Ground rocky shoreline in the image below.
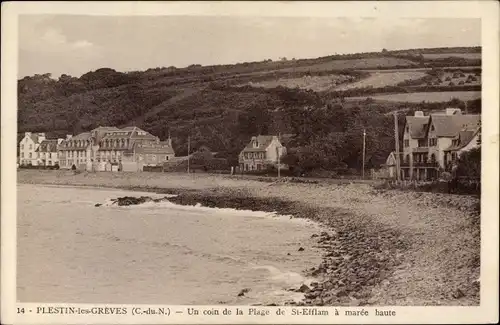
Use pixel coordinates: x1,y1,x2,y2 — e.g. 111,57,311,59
98,189,411,306
18,170,481,306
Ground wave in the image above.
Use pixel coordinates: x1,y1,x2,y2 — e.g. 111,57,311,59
251,265,310,287
101,198,322,230
104,199,281,218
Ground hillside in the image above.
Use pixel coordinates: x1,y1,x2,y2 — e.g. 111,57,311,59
17,46,481,174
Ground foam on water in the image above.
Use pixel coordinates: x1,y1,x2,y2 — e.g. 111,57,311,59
18,184,326,305
102,197,321,229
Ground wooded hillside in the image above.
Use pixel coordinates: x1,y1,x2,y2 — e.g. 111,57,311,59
18,47,481,174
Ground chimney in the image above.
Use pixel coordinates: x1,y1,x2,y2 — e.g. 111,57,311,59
414,111,424,117
66,134,73,140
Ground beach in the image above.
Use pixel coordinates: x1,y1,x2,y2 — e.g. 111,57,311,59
17,170,480,306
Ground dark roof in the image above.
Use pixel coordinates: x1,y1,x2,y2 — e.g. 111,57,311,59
135,141,175,155
36,140,58,152
24,133,45,144
102,127,156,141
241,135,280,152
444,127,480,151
30,134,41,143
59,132,93,150
405,116,430,139
428,114,481,138
71,132,92,140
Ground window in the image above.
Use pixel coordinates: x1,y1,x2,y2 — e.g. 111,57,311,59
29,153,32,158
165,155,169,161
418,139,426,147
429,138,437,147
29,144,32,150
21,144,24,150
404,139,410,147
21,153,24,158
431,125,435,132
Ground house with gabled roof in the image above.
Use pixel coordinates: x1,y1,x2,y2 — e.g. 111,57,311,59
425,109,480,172
400,108,481,180
238,135,287,172
36,139,64,166
57,126,175,171
443,126,481,170
401,111,432,179
19,132,46,166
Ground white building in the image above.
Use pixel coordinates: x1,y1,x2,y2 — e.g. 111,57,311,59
401,108,480,180
19,132,46,166
36,139,64,166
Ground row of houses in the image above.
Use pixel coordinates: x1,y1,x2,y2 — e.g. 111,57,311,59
384,108,481,180
22,108,475,179
19,126,176,172
18,126,288,172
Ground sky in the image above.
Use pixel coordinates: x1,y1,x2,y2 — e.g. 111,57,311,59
18,15,481,78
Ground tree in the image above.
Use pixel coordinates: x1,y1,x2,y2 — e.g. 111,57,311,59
456,147,481,178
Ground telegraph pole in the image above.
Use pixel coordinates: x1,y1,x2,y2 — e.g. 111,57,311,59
362,129,366,179
187,135,190,174
393,111,401,181
277,133,281,178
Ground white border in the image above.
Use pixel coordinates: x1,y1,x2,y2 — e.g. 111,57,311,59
2,1,499,324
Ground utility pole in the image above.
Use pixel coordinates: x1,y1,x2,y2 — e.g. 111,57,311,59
393,111,401,181
187,135,190,174
362,129,366,179
277,133,281,178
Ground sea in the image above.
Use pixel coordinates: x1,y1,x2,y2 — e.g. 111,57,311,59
17,184,325,305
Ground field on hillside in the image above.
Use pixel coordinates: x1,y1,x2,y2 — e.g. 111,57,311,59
432,71,481,87
335,71,427,90
242,74,355,92
422,53,482,60
278,57,418,73
348,91,481,103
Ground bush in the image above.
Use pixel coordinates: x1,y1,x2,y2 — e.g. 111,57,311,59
456,147,481,179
